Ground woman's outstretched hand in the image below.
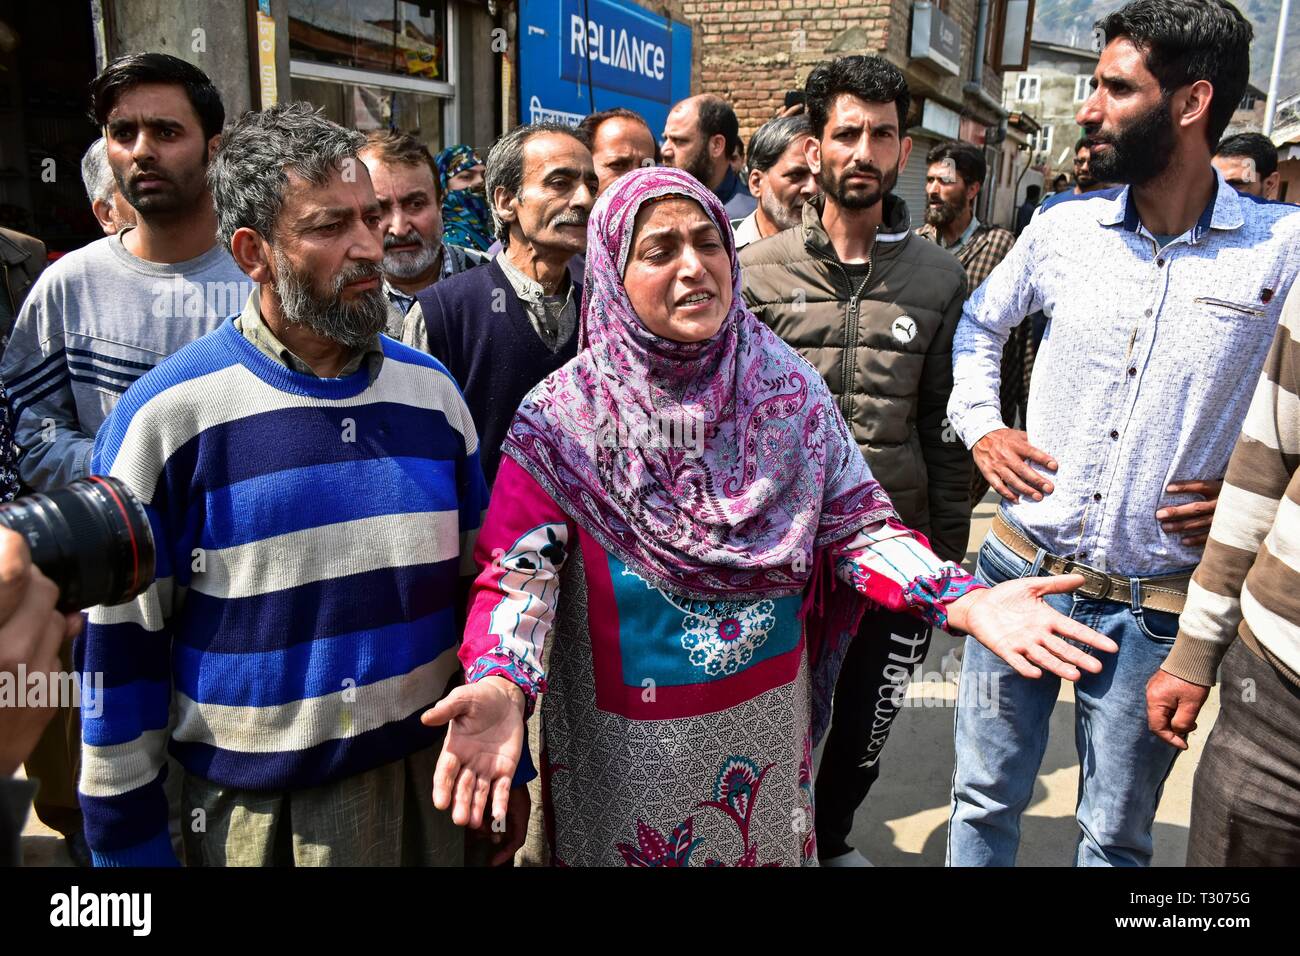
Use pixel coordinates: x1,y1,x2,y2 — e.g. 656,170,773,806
946,574,1119,681
421,676,526,829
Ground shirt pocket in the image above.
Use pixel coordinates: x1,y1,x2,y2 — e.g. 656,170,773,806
1183,294,1276,368
1192,296,1268,318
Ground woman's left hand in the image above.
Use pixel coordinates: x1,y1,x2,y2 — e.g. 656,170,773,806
946,574,1119,681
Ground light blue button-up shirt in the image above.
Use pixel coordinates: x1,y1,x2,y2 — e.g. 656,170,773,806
949,171,1300,576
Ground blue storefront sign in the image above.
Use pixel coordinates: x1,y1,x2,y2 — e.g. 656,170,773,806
519,0,692,136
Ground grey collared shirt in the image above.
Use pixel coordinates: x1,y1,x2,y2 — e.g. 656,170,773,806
383,281,419,321
494,251,577,352
235,289,384,382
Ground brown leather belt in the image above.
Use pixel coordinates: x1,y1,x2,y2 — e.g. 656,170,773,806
990,513,1189,615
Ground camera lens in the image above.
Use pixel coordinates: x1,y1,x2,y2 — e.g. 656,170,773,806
0,475,156,612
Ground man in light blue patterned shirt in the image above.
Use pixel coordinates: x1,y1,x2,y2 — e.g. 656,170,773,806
946,0,1300,867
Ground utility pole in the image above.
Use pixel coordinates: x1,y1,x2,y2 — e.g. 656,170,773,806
1264,0,1293,137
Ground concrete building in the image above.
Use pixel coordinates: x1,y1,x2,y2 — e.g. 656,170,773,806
1273,93,1300,204
1002,39,1098,185
1277,140,1300,204
1224,81,1268,136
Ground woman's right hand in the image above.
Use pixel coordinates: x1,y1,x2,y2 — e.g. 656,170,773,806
946,574,1119,681
421,676,526,829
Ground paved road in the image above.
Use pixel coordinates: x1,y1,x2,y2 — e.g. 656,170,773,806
845,493,1217,866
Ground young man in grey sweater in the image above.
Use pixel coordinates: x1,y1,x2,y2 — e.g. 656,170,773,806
2,53,250,492
0,53,250,865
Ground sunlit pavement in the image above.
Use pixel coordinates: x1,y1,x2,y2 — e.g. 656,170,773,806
17,765,74,866
845,493,1218,867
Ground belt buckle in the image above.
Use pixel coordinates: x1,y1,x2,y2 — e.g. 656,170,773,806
1061,560,1112,601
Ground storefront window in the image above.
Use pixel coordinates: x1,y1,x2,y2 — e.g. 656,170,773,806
288,1,453,147
290,75,444,142
290,0,448,81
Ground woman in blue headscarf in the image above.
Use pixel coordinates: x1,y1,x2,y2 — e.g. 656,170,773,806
434,144,493,252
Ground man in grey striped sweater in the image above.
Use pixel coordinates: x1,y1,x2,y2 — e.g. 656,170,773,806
1149,284,1300,866
2,54,250,493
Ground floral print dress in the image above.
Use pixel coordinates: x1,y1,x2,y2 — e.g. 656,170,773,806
459,457,982,867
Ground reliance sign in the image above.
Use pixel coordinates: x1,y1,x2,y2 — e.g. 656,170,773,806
570,15,666,81
560,0,672,100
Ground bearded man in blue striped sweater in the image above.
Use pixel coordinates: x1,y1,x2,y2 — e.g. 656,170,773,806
77,103,491,867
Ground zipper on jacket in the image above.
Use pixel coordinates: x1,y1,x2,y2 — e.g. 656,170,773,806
809,246,873,419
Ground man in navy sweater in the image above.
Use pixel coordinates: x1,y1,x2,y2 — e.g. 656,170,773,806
402,122,596,486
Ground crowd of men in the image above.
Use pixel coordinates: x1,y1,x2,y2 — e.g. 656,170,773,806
0,0,1298,869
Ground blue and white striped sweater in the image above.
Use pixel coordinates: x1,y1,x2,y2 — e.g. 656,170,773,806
79,319,488,867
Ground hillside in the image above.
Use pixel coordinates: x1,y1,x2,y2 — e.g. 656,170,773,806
1033,0,1299,100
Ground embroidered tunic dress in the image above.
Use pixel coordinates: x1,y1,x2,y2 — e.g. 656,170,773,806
459,457,980,867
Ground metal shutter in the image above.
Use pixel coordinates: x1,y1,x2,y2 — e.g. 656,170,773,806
895,136,935,228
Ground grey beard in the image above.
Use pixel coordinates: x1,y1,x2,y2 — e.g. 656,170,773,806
760,190,803,231
382,238,441,281
272,250,389,352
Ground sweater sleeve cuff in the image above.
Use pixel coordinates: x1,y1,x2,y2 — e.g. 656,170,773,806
512,738,537,788
91,828,181,867
1160,634,1229,687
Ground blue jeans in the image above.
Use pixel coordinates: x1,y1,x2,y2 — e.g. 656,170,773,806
946,522,1185,866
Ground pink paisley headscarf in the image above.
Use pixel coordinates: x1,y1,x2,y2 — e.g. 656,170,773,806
501,165,894,603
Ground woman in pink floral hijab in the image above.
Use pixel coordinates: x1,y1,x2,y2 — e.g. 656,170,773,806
423,166,1109,867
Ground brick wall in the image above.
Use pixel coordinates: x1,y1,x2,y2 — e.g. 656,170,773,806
662,0,1004,142
673,0,894,139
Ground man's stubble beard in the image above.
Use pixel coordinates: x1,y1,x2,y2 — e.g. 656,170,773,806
1075,161,1098,191
680,143,715,188
117,144,211,219
819,161,899,210
272,249,389,351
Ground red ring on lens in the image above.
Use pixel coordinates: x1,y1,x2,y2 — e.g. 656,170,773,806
88,475,140,596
